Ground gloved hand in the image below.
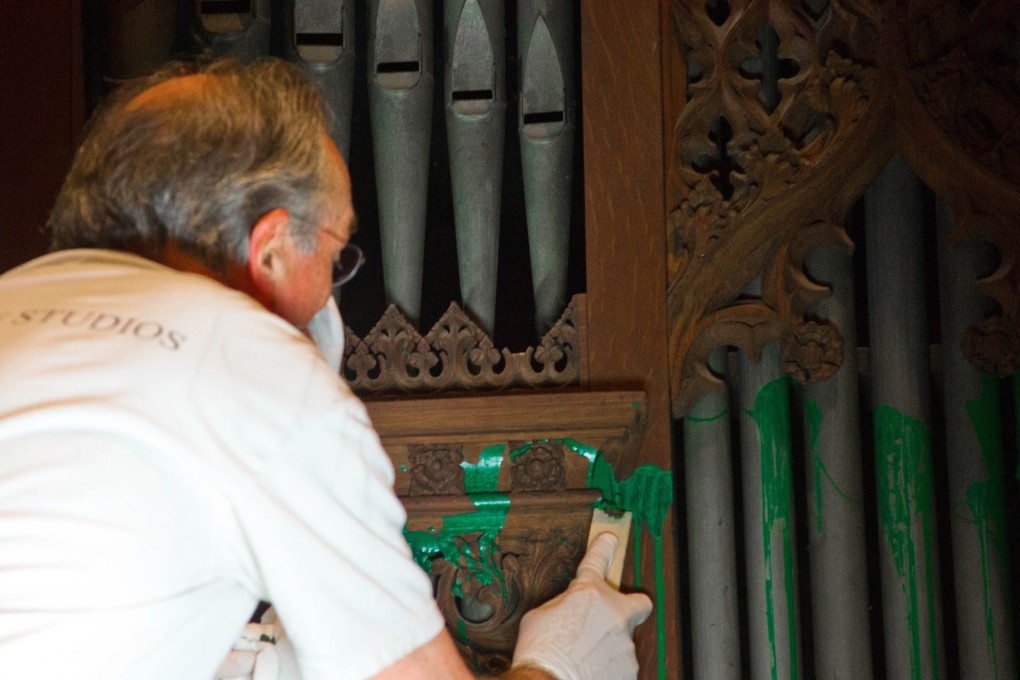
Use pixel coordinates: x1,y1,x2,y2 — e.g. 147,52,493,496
511,533,653,680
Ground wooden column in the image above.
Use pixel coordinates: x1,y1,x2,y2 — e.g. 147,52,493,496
580,2,679,678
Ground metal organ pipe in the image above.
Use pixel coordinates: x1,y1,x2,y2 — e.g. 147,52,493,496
518,0,575,336
803,244,873,680
737,274,803,680
936,198,1015,680
192,0,271,61
865,154,945,680
683,347,742,680
285,0,357,163
444,0,506,336
368,0,434,327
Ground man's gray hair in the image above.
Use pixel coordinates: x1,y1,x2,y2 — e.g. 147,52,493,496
48,58,334,275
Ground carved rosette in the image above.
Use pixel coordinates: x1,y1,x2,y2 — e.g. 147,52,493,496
342,295,585,395
667,0,885,415
963,315,1020,377
781,320,844,383
408,445,466,495
510,443,567,492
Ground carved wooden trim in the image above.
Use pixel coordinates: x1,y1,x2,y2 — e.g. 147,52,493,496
666,0,891,415
889,0,1020,376
372,390,645,671
366,390,646,495
342,294,587,395
403,492,600,674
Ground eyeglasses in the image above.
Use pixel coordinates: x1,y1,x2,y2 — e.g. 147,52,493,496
332,243,365,290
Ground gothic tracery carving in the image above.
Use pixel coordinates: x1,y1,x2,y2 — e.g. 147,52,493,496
668,0,886,414
891,0,1020,375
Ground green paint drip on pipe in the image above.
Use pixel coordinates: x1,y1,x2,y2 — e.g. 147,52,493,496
965,374,1006,679
746,377,799,680
685,407,729,423
461,444,505,493
874,404,939,680
805,399,848,535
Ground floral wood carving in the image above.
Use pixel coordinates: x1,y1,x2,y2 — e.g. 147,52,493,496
408,445,465,495
342,295,585,396
403,492,597,675
890,0,1020,375
434,527,585,674
962,314,1020,377
780,320,844,384
509,443,567,492
666,0,891,415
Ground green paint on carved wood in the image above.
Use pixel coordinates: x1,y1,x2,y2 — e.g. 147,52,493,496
965,374,1007,679
553,438,674,680
403,493,510,600
409,436,675,680
874,404,939,680
460,444,505,493
746,377,800,680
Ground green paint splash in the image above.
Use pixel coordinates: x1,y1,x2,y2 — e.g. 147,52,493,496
461,444,505,493
746,377,799,680
510,438,674,680
805,399,848,535
965,375,1007,679
404,488,510,600
874,405,939,680
408,438,674,680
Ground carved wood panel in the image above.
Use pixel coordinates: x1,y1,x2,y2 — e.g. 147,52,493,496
667,0,1020,415
366,390,646,673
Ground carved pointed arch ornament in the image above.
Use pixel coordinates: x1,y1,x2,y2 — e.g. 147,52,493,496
667,0,1020,415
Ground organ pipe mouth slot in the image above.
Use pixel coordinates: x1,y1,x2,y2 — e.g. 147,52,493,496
376,61,421,89
297,32,343,47
377,60,419,73
452,89,493,101
522,109,565,139
201,0,250,13
452,88,494,116
198,0,250,33
524,110,564,125
296,32,344,63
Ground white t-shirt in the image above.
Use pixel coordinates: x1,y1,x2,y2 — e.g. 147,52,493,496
0,250,444,679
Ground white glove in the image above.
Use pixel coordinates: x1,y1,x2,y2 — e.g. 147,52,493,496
511,533,653,680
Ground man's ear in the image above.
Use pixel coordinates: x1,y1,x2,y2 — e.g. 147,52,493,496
247,208,293,293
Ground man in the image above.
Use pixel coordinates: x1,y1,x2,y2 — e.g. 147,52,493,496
0,58,651,679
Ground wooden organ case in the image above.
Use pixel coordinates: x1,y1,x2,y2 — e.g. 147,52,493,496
9,0,1020,677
